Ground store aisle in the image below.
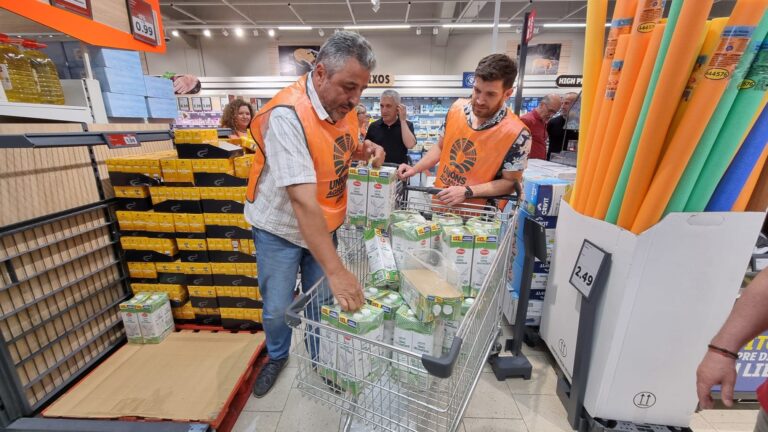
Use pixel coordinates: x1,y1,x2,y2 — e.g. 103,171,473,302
232,343,760,432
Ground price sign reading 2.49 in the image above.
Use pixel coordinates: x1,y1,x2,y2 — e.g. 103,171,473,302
569,239,609,299
128,0,159,46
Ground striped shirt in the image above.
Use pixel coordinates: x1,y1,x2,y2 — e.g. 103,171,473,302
243,74,330,248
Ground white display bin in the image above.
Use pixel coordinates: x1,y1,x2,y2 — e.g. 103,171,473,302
540,202,764,427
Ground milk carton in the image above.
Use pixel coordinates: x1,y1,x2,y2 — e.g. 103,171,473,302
432,213,464,253
335,305,385,395
392,305,442,387
390,209,426,225
400,268,463,322
136,292,174,344
469,228,499,297
364,228,399,287
391,221,433,267
466,217,501,235
367,166,398,229
318,305,340,382
368,290,404,346
441,226,475,297
442,298,474,355
346,166,369,226
119,293,148,344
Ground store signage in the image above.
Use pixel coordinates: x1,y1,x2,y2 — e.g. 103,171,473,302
202,97,212,112
556,75,583,88
368,73,394,87
526,8,537,43
127,0,159,46
50,0,93,18
104,133,140,149
462,72,476,88
178,97,190,111
733,331,768,393
191,97,202,111
569,239,608,299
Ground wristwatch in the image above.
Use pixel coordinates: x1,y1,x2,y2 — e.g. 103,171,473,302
464,186,474,198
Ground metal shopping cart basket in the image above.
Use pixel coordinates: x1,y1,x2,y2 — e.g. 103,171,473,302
286,182,519,432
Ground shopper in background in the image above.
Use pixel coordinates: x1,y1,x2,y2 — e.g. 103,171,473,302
397,54,531,206
546,92,579,160
365,89,417,165
220,99,254,139
356,103,370,139
244,31,385,398
520,94,562,160
696,267,768,432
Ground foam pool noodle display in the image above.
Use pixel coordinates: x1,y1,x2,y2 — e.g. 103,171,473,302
706,103,768,211
632,5,768,232
733,141,768,211
686,34,768,211
612,0,713,229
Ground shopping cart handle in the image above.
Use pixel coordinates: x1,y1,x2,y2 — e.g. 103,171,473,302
285,293,310,327
422,336,462,378
405,185,518,203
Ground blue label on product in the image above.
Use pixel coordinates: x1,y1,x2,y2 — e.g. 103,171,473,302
722,26,754,38
611,18,633,28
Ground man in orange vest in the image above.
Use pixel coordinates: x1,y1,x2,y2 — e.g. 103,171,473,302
245,32,384,398
397,54,531,206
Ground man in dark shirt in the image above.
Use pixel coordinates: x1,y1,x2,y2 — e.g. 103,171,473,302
546,92,579,160
520,94,562,160
365,89,417,165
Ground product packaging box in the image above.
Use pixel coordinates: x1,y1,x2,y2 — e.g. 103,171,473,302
441,226,475,297
390,210,427,226
367,289,404,346
102,92,148,118
392,304,442,388
391,221,438,268
442,297,474,355
92,67,146,95
155,261,185,285
90,47,142,72
216,286,262,309
192,307,221,326
333,304,385,395
144,75,175,99
469,228,499,298
221,307,263,331
364,228,399,288
146,97,179,119
319,306,340,382
137,293,174,343
176,141,243,160
366,166,398,229
523,177,572,217
346,166,369,226
399,268,462,322
465,217,501,235
119,294,148,344
234,155,254,179
188,285,219,309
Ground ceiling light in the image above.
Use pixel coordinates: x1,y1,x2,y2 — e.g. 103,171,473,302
542,23,611,28
319,28,325,36
222,29,229,37
433,27,438,35
442,23,512,28
416,27,421,35
277,26,312,30
343,24,411,30
252,29,259,36
234,27,244,37
267,28,275,37
203,29,212,37
171,29,180,37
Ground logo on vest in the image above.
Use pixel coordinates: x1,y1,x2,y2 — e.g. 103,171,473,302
327,133,353,199
439,138,477,186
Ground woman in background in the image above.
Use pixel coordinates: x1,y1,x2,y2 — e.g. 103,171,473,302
356,104,370,140
221,99,255,140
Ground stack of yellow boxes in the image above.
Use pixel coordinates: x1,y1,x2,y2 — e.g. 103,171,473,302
109,129,260,330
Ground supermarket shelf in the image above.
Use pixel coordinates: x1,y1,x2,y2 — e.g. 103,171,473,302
0,128,233,149
0,101,92,123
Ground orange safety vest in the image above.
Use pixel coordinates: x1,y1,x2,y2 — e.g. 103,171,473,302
434,99,527,208
246,74,360,232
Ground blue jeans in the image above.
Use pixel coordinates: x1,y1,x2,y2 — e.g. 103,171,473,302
254,228,334,361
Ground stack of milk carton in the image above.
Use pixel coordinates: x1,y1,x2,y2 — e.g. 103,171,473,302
510,160,575,326
119,292,174,344
345,165,399,229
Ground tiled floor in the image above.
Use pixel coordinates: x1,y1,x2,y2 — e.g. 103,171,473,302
232,343,760,432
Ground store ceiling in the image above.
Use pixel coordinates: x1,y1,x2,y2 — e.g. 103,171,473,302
159,0,738,34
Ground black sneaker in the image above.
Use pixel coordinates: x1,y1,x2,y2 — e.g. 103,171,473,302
252,357,289,398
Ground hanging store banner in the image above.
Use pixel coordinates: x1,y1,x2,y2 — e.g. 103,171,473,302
734,331,768,394
50,0,93,18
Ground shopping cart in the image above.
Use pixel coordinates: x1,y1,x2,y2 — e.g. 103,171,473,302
286,183,518,432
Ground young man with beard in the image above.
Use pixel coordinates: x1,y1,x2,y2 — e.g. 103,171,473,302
397,54,531,206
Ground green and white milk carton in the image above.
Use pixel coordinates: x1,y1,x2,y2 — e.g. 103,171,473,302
366,166,398,229
119,293,149,344
364,227,399,287
392,304,443,387
137,292,174,344
466,217,501,235
469,227,499,298
431,213,464,253
400,268,463,323
336,304,385,395
441,226,475,297
319,305,341,382
346,165,369,226
391,220,439,268
368,290,404,346
442,298,474,355
390,209,426,225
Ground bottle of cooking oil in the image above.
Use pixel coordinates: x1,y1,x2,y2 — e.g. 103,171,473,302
0,34,41,103
21,39,65,105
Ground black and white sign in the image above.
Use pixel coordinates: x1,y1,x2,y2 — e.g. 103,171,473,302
556,75,583,88
201,97,212,112
191,97,202,112
177,97,190,111
104,133,140,149
127,0,159,46
569,239,608,298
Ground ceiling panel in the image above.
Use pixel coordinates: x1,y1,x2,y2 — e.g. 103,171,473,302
291,2,357,22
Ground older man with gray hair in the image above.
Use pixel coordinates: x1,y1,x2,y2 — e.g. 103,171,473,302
365,89,417,164
520,93,562,160
245,31,385,398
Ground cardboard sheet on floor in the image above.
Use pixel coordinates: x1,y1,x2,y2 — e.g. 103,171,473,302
43,331,265,421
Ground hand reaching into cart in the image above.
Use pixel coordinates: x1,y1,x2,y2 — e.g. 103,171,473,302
397,163,419,180
327,268,365,311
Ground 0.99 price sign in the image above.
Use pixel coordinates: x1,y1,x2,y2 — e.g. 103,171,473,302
569,239,608,299
127,0,158,46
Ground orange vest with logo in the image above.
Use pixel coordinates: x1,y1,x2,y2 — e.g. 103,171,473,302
434,99,526,207
246,74,359,232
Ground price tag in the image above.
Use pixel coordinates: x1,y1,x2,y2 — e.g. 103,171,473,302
201,97,212,112
104,133,140,149
127,0,158,46
191,97,203,112
50,0,93,18
569,239,608,299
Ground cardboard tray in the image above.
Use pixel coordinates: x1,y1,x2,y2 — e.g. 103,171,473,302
43,330,266,432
